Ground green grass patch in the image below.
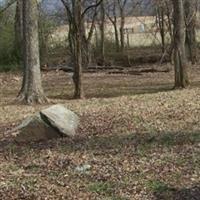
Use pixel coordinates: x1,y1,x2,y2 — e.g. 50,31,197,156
146,180,169,193
88,181,115,195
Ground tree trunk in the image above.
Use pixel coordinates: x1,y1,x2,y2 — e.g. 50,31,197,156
14,0,23,62
172,0,189,88
107,14,120,52
156,5,165,53
165,2,173,42
73,0,84,99
165,1,174,63
184,0,197,64
99,0,105,65
82,39,91,68
114,22,120,52
80,18,90,69
120,9,125,53
73,31,84,99
18,0,47,104
81,7,98,69
126,32,130,48
107,0,120,52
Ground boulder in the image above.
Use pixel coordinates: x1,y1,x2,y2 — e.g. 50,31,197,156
15,114,60,143
40,104,79,137
15,105,79,142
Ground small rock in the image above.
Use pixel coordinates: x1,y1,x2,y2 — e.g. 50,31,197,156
75,164,91,173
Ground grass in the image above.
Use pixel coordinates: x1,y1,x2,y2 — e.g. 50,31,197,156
88,181,115,195
0,63,200,199
146,180,169,193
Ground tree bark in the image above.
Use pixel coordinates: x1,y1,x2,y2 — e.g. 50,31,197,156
72,0,84,99
81,7,98,69
99,0,105,65
172,0,189,88
106,0,120,52
117,0,127,53
18,0,47,104
184,0,197,64
165,1,174,63
117,0,130,66
114,23,120,52
119,6,125,53
14,0,23,62
156,4,165,53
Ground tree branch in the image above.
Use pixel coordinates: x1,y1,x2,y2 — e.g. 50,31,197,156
60,0,73,22
0,0,16,15
81,0,103,18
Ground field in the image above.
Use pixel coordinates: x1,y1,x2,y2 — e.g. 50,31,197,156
0,63,200,199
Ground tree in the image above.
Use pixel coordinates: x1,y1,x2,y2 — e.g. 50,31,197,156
155,0,166,54
172,0,189,88
81,2,98,69
38,4,56,66
117,0,131,67
106,0,120,52
71,0,84,98
18,0,47,104
117,0,128,53
99,0,105,65
15,0,23,62
61,0,102,99
164,0,174,62
184,0,197,64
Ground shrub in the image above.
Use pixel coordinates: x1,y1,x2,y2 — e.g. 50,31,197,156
0,11,21,71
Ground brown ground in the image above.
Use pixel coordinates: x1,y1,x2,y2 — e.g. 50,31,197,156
0,63,199,200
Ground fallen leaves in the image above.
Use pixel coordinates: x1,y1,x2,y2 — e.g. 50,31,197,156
0,66,200,199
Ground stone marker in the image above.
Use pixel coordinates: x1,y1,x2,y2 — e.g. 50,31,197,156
15,104,79,142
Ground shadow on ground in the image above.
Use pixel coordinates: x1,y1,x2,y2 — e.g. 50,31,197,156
154,185,200,200
0,130,199,155
0,129,199,199
48,80,200,100
48,83,173,100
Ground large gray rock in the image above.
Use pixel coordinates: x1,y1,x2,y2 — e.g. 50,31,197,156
15,105,79,142
40,104,79,137
15,114,61,142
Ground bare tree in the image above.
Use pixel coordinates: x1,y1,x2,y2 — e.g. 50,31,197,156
165,0,173,42
99,0,105,65
164,0,174,62
155,0,166,53
117,0,128,53
61,0,102,99
184,0,197,64
81,2,98,69
15,0,23,62
172,0,189,88
105,0,120,52
18,0,47,104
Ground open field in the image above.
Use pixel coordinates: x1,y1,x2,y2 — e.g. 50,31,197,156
0,63,200,199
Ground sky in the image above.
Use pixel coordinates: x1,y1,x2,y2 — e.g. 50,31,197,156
0,0,4,5
0,0,154,16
